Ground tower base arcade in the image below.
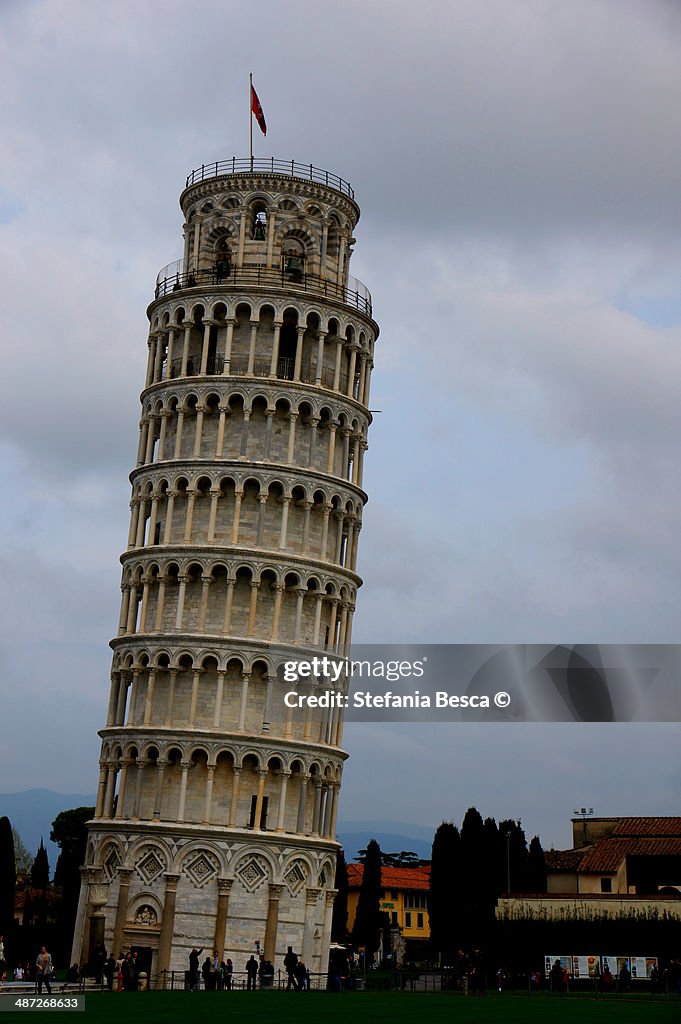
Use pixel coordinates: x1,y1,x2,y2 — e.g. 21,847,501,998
72,826,338,978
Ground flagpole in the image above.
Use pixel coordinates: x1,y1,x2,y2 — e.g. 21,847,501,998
249,72,253,170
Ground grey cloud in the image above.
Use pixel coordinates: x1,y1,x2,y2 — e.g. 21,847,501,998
1,0,679,834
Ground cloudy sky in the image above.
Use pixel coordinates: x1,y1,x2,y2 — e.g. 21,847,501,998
1,0,681,850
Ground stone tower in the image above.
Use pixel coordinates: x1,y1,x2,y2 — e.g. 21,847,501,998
71,158,377,982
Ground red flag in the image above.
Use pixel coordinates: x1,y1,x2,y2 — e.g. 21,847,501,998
251,84,267,136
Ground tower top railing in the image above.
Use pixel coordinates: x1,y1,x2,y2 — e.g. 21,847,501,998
153,258,372,317
184,158,355,200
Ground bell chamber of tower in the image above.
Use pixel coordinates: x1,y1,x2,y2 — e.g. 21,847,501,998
71,158,379,981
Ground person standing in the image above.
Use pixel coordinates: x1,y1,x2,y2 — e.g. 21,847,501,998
0,936,6,980
201,955,213,991
295,959,309,991
212,951,223,990
224,958,233,990
103,954,116,991
93,942,107,985
35,946,53,995
284,946,299,991
245,955,258,990
188,947,203,991
121,952,135,991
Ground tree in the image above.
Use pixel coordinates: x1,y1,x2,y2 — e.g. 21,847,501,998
459,807,492,944
428,821,461,963
351,838,383,958
498,818,529,894
0,816,16,935
51,807,94,959
11,830,33,875
25,839,51,930
526,836,547,893
381,850,428,868
31,840,50,890
331,848,349,942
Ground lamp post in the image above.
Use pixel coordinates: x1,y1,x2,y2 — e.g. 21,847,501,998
505,830,511,895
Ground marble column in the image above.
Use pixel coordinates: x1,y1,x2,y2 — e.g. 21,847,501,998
157,874,181,977
263,884,283,963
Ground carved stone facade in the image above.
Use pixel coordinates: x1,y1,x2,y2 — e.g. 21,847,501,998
71,159,378,980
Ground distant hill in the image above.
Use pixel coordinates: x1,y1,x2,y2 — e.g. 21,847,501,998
336,820,434,863
0,789,95,869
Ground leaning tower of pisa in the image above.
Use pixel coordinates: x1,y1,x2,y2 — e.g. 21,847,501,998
71,158,377,981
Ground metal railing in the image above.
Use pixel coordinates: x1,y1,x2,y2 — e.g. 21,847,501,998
153,263,372,317
152,968,330,991
184,158,354,199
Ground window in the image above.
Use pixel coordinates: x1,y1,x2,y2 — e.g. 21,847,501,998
406,892,427,909
600,877,612,893
249,795,269,829
391,912,398,926
405,912,412,928
391,890,398,900
253,207,267,240
417,913,424,929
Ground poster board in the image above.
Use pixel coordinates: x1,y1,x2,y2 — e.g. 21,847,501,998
545,955,571,977
572,955,600,978
631,957,657,979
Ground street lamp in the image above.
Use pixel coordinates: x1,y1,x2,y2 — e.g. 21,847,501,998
504,830,512,895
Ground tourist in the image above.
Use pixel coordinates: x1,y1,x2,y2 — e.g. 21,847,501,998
224,958,233,990
92,941,107,985
550,958,564,994
246,955,258,990
35,946,53,995
284,945,299,990
188,947,203,991
295,958,309,991
103,954,116,991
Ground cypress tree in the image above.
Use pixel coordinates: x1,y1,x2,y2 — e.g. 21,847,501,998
428,822,460,963
498,818,529,893
460,807,490,945
0,816,16,935
351,838,383,958
526,835,547,893
31,840,50,890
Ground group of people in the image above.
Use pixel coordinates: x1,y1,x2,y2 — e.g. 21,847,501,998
283,946,310,991
188,948,235,991
187,946,310,991
0,944,55,994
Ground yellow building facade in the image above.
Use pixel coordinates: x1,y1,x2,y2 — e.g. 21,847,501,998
347,864,430,942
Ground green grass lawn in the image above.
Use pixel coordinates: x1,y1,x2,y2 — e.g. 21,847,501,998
2,989,679,1023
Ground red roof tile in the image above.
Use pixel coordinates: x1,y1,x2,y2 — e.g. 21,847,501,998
545,849,586,871
611,817,681,837
579,837,681,873
348,864,430,891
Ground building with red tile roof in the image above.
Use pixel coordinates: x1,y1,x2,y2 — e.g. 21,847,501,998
347,863,431,953
498,816,681,922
